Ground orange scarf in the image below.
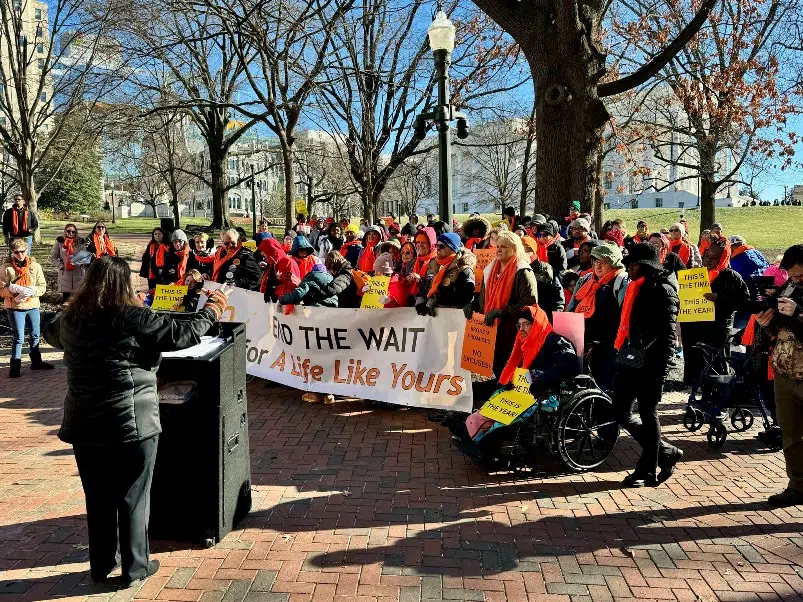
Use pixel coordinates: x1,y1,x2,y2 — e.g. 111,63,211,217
579,267,593,277
148,242,168,279
64,236,77,271
12,209,28,235
707,241,731,284
411,250,436,295
172,249,189,284
212,244,242,282
340,239,360,257
11,257,32,286
464,237,482,250
731,244,753,258
484,258,518,313
573,235,589,249
670,240,691,266
614,277,644,350
499,305,553,385
632,233,644,244
573,269,623,317
358,240,378,273
535,240,549,262
427,255,456,298
92,233,115,258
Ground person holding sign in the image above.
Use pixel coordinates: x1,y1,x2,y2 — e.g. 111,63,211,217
415,233,476,316
680,238,750,386
470,231,538,384
613,244,682,488
370,253,408,308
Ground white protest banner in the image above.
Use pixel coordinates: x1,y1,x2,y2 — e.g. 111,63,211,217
205,284,473,411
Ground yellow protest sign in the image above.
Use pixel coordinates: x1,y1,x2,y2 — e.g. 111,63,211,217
242,240,257,251
460,313,497,377
360,275,391,309
677,268,715,323
295,199,307,215
479,368,536,424
152,284,188,311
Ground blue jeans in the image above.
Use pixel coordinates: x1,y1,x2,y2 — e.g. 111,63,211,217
7,308,40,359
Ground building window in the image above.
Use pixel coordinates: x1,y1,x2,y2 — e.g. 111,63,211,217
40,91,47,102
462,202,469,213
678,201,684,209
604,202,611,210
37,43,44,54
37,58,45,69
35,8,42,19
36,26,43,38
605,171,614,190
632,198,638,209
655,197,663,208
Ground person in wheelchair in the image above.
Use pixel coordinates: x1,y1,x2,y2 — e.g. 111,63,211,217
448,305,579,458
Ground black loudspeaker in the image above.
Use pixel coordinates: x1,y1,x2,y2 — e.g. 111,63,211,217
160,218,175,237
150,321,252,547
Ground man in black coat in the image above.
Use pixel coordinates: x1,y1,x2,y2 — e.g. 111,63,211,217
3,194,39,253
613,243,683,488
211,229,262,290
415,233,476,315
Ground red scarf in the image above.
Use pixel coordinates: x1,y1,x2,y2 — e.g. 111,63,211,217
340,239,360,257
148,241,168,279
358,240,378,273
670,240,691,266
484,258,518,313
604,229,624,248
499,305,553,385
63,236,77,271
579,267,593,277
10,257,32,286
212,244,242,282
12,209,28,236
427,255,456,298
172,249,189,284
573,235,589,249
731,244,753,258
632,233,645,244
614,277,645,350
573,269,623,317
707,241,731,284
92,233,115,258
410,249,436,295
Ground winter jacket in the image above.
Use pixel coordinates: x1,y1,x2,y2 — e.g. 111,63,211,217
416,249,477,310
474,260,539,319
43,305,218,445
51,237,87,293
662,252,686,275
529,260,564,321
519,331,580,391
323,263,361,308
545,242,567,276
567,271,627,349
279,269,338,307
343,242,363,267
461,216,491,249
259,238,300,303
318,234,345,257
187,248,216,279
2,206,38,240
624,269,680,378
1,256,46,310
730,247,770,283
140,240,167,279
212,246,262,290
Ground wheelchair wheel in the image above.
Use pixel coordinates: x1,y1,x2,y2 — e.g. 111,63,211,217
707,421,727,448
683,407,705,432
730,408,754,432
556,389,619,471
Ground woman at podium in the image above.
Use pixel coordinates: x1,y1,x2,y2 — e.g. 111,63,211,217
43,256,231,588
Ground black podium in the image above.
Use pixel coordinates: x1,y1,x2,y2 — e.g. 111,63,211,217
150,321,252,546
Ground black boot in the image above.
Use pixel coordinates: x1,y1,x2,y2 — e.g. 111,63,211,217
30,349,54,370
9,359,21,378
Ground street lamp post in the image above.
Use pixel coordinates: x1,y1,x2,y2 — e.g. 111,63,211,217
414,8,468,228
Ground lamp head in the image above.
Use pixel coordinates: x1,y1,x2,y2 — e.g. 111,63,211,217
428,10,455,53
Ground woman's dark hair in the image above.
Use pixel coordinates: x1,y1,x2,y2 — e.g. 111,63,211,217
62,256,138,325
93,221,106,233
151,227,165,241
562,271,580,287
324,250,347,272
781,244,803,270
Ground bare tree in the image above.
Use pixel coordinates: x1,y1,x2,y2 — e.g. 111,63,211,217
385,155,434,217
0,0,124,241
295,136,359,218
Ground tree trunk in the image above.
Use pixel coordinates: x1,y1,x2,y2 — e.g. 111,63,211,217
592,152,604,234
171,189,181,230
520,106,535,217
19,177,41,244
209,147,231,229
698,145,717,231
282,149,295,233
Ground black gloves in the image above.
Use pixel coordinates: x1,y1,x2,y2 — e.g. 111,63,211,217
415,301,429,316
484,309,503,326
463,304,474,320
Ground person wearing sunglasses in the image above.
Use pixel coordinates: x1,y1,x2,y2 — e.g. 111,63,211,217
87,222,116,260
415,233,475,316
3,193,38,254
1,238,52,377
140,228,168,289
534,222,567,276
667,223,694,269
51,224,86,303
210,228,261,290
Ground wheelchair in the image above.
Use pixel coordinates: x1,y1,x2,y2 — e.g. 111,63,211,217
683,337,781,449
448,374,619,474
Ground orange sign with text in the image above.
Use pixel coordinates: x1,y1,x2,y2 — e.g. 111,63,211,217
460,312,497,377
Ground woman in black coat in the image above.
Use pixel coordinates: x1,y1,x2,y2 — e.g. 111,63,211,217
323,251,361,308
44,257,230,587
613,244,683,488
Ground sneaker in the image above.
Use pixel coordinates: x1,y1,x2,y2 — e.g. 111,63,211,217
322,394,335,404
622,472,657,488
301,393,323,403
768,488,803,508
657,448,683,485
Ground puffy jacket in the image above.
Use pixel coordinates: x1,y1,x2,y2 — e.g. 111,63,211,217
730,246,770,283
1,256,46,310
43,306,218,445
462,216,491,249
416,248,477,310
546,241,567,276
520,331,579,390
625,269,680,377
323,263,360,308
279,269,338,307
212,246,262,290
529,260,564,321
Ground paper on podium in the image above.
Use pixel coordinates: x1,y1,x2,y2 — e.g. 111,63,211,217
161,336,226,359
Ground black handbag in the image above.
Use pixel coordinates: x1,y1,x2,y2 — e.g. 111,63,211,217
616,342,648,369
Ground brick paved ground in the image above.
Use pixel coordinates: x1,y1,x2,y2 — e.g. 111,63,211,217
1,349,802,602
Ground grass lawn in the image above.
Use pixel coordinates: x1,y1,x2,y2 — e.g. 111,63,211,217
38,216,213,236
